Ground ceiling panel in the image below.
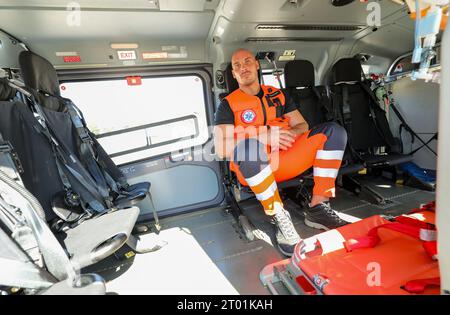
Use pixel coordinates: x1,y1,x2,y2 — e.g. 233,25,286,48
351,23,415,58
0,0,221,11
222,0,404,24
0,9,214,41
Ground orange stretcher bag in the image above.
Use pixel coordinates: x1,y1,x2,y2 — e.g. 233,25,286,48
292,201,440,295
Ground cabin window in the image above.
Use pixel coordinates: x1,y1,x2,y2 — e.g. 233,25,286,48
60,75,209,165
261,71,285,89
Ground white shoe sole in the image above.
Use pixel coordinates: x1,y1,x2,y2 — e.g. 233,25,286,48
304,218,331,231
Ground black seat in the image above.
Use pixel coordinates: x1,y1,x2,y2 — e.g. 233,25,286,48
0,78,139,268
284,59,328,128
329,58,413,168
284,60,365,176
16,51,151,216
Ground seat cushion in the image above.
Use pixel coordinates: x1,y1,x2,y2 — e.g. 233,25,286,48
58,206,140,268
293,215,440,295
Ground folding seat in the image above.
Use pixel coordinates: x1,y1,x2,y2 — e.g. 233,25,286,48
0,78,140,269
261,201,440,295
0,165,106,294
329,58,413,168
284,60,329,129
12,51,158,226
283,60,365,176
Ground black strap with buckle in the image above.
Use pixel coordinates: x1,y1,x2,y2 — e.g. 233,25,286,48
0,139,24,174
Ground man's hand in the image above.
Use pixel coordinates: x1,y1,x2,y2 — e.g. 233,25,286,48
269,128,296,151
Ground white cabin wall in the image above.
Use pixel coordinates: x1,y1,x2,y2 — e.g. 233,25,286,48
388,79,439,170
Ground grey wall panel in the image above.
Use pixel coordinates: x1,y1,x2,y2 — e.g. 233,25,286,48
126,164,221,215
389,79,439,170
0,32,26,68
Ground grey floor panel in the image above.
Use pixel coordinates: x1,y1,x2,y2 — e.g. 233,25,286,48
188,220,266,262
214,243,282,295
384,190,435,216
329,189,368,212
98,206,283,294
161,207,233,231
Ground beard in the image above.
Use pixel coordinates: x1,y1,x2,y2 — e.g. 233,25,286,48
239,74,258,86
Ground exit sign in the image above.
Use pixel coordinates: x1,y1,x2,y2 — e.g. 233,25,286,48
117,50,137,60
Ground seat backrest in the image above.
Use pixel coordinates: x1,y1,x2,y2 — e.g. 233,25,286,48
0,79,24,186
0,78,110,220
225,63,239,94
329,58,396,151
0,81,67,221
18,51,64,111
284,60,329,128
18,51,132,205
19,51,127,184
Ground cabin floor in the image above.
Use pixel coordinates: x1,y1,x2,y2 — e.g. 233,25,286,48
82,175,435,295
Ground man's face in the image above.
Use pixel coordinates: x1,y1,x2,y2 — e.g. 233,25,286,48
231,50,260,87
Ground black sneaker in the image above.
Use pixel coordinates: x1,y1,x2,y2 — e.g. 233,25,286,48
304,202,350,230
272,209,302,257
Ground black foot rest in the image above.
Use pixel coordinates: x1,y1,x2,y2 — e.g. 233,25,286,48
339,163,365,175
363,153,413,167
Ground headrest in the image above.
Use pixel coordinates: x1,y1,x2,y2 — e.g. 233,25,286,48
284,60,315,88
19,51,60,96
224,63,239,93
0,78,17,101
330,58,363,84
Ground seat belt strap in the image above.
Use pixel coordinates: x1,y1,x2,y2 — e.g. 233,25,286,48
32,103,109,212
390,101,437,156
341,85,353,135
311,87,334,121
0,133,24,184
358,82,397,147
65,101,113,195
61,98,121,197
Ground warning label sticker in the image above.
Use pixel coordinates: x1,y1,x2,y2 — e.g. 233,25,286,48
142,52,169,60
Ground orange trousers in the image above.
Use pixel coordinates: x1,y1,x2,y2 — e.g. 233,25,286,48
231,122,347,215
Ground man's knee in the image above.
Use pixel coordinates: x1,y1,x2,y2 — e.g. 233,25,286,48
233,138,268,164
233,138,270,178
327,122,347,144
309,122,347,150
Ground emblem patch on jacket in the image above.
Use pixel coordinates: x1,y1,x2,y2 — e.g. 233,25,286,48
241,109,257,123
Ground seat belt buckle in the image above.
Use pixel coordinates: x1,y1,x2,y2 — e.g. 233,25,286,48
80,133,93,144
0,141,13,153
0,141,24,174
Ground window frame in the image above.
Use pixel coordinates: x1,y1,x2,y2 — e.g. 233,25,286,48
261,70,285,89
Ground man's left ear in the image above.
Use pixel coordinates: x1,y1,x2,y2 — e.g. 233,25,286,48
256,60,260,70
